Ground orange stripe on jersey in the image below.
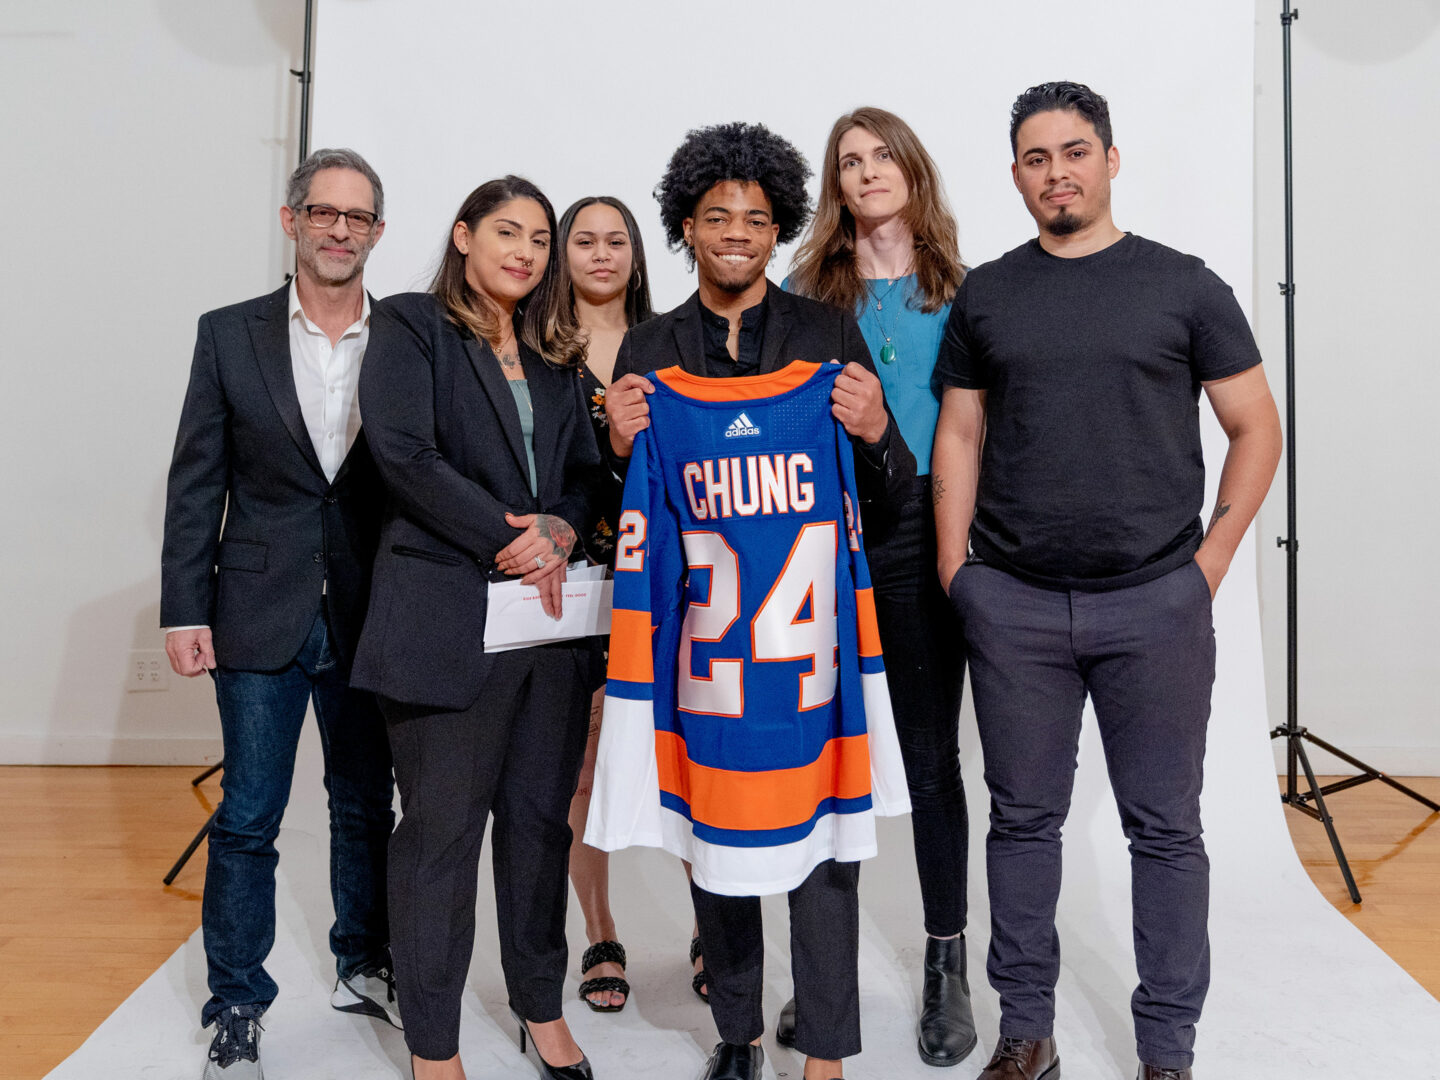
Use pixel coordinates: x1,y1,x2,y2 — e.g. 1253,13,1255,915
656,360,822,402
855,587,882,658
655,729,872,831
607,608,655,683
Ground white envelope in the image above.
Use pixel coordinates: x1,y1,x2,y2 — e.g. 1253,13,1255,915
482,561,613,652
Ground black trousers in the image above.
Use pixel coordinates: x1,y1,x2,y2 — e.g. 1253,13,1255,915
869,485,969,937
381,645,592,1061
952,560,1215,1071
691,859,861,1061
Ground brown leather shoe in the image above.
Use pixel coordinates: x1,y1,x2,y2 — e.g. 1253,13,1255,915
978,1036,1059,1079
1138,1066,1191,1080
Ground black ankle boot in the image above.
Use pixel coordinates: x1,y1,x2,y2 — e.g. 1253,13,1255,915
917,934,977,1067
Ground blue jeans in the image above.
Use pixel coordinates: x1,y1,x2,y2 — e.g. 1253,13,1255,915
201,609,394,1026
951,560,1215,1071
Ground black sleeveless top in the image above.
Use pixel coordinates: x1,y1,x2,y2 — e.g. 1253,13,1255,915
578,364,622,564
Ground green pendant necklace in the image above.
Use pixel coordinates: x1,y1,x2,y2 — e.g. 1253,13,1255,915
866,277,907,365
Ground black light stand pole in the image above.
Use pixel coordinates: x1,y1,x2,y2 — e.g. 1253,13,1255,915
1269,0,1439,905
164,2,319,886
163,764,220,887
291,0,315,167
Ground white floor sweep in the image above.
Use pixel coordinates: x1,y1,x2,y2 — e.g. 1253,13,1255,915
45,636,1440,1080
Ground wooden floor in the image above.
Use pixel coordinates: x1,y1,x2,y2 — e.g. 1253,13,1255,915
0,768,1436,1080
0,767,212,1080
1278,773,1440,997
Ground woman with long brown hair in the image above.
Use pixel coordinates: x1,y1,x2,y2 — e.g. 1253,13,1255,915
787,107,976,1068
353,175,608,1080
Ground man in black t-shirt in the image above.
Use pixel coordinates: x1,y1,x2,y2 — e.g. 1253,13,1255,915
932,83,1281,1080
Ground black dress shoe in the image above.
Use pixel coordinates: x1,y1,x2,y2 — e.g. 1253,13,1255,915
978,1036,1059,1080
774,997,797,1048
917,935,978,1066
700,1042,764,1080
1138,1066,1191,1079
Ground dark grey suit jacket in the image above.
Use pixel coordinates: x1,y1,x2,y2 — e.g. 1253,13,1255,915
612,280,917,527
161,284,384,670
350,292,608,711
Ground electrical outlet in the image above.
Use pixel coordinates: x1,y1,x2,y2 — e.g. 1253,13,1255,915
128,649,170,692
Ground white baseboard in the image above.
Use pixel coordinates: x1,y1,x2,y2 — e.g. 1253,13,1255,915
8,735,1434,775
1270,741,1440,778
0,734,222,766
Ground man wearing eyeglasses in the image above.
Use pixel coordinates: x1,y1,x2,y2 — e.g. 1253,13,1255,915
162,148,398,1079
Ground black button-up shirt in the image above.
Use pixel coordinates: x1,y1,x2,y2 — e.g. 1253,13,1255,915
699,297,767,377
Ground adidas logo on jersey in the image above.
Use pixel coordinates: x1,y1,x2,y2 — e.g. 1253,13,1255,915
724,412,761,439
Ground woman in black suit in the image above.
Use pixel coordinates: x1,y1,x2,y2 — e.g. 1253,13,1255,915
353,175,607,1080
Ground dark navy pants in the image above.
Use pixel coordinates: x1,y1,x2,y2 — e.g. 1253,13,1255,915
950,559,1215,1071
203,609,394,1026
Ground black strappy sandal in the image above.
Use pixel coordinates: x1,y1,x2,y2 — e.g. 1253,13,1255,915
578,940,629,1013
689,935,709,1004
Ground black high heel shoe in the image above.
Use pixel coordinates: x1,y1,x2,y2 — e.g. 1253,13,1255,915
508,1007,595,1080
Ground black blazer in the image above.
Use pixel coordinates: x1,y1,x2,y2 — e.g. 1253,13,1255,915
350,292,608,711
612,281,917,527
161,284,384,671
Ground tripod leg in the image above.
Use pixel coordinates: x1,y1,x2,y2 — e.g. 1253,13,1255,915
1293,739,1362,904
1299,733,1440,813
163,808,217,886
191,759,223,787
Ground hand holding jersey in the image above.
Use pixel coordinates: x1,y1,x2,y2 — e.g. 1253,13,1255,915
605,372,655,455
827,361,890,446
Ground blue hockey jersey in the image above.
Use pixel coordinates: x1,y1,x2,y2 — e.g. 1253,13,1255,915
584,360,909,896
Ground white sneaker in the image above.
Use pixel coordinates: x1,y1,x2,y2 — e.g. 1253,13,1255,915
202,1005,264,1079
331,962,402,1030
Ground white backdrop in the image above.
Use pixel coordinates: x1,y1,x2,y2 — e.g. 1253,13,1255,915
311,0,1267,758
42,3,1440,1078
312,0,1258,314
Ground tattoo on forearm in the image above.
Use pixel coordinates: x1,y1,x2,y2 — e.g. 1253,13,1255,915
931,476,946,505
537,515,577,556
1206,499,1232,537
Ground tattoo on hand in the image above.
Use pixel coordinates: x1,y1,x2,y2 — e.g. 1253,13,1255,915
537,515,577,557
932,476,946,505
1206,499,1232,537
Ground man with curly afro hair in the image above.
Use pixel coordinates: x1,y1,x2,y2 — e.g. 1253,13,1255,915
653,121,814,269
601,121,917,1080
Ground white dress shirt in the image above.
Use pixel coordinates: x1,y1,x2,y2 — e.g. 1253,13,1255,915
288,279,370,483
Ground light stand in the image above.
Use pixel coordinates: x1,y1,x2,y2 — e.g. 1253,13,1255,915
290,0,314,166
1269,0,1439,905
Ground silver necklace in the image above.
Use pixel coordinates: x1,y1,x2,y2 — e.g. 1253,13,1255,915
864,276,907,365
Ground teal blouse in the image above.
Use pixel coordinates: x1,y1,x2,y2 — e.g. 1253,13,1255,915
783,274,949,474
507,379,538,496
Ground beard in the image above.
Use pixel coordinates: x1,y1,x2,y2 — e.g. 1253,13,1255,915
715,270,761,294
297,233,372,286
1042,186,1110,238
708,256,767,294
1044,208,1088,236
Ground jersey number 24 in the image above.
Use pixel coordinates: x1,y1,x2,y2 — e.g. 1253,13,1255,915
616,510,838,717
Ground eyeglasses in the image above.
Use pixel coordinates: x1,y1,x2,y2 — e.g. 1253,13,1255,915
302,204,378,234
